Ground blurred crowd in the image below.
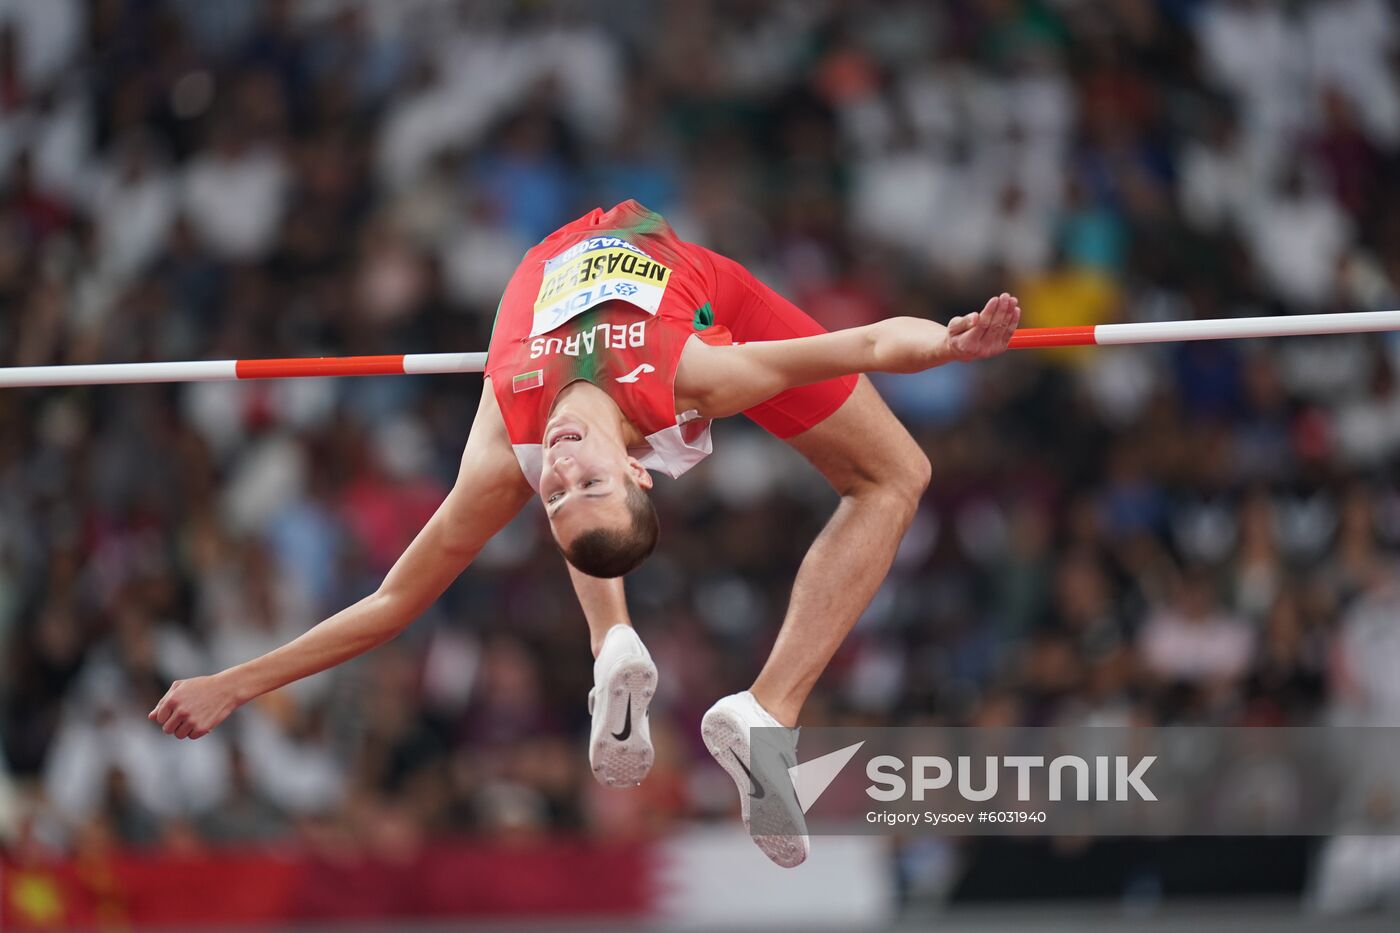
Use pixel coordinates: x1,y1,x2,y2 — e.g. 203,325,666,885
2,0,1400,891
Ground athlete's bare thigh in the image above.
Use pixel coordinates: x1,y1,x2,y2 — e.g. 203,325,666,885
782,376,926,494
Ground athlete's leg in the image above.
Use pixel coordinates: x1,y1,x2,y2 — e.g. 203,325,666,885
567,564,658,786
692,245,929,725
748,376,930,726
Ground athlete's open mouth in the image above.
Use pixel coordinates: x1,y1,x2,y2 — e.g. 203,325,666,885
547,423,585,448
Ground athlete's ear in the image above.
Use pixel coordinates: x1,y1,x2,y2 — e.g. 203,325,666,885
625,457,654,490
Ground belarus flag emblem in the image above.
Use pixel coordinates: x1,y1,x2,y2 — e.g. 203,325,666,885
512,369,544,393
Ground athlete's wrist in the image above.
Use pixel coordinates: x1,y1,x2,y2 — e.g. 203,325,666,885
217,665,259,707
872,317,951,373
868,319,907,372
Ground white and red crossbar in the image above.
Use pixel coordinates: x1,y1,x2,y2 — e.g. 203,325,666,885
1,311,1398,389
1005,309,1400,349
0,352,487,388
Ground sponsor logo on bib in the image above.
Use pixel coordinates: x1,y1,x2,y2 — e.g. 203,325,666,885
532,236,670,337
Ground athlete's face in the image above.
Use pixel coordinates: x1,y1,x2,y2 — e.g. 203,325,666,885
540,413,654,548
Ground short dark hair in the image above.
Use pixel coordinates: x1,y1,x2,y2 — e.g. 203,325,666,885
560,481,659,578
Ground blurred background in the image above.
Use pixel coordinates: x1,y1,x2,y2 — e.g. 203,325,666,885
2,0,1400,929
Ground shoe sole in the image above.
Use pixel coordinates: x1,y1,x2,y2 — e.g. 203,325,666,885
590,658,656,787
700,704,809,869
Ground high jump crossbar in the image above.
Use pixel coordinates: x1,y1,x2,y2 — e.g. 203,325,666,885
1,310,1398,389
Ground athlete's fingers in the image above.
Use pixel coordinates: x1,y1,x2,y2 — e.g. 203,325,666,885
975,295,1005,340
989,293,1014,327
966,300,991,347
174,720,195,740
1005,299,1022,336
992,295,1017,335
949,311,978,336
963,294,1017,357
952,295,1025,358
980,298,1002,337
988,295,1017,342
153,697,174,726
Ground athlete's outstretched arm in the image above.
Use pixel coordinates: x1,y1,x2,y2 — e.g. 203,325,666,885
679,293,1020,420
150,385,533,739
567,564,633,656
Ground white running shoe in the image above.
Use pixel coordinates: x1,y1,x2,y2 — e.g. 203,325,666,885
701,691,810,868
588,625,657,787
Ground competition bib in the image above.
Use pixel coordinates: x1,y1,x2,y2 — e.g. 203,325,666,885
531,236,671,337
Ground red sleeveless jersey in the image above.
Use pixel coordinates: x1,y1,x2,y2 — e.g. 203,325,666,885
485,201,730,490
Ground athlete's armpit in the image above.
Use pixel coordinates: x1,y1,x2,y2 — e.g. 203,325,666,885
418,381,535,564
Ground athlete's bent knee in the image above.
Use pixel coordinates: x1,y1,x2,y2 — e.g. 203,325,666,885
848,447,929,520
903,449,932,500
887,449,931,517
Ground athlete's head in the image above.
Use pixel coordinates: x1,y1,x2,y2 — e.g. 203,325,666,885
540,415,659,578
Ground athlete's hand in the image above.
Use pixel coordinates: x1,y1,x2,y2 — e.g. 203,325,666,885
873,293,1021,373
944,292,1021,362
149,671,244,740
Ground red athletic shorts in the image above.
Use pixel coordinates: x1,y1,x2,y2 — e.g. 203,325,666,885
696,246,858,439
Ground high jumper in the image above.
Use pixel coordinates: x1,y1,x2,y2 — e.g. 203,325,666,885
7,201,1400,867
